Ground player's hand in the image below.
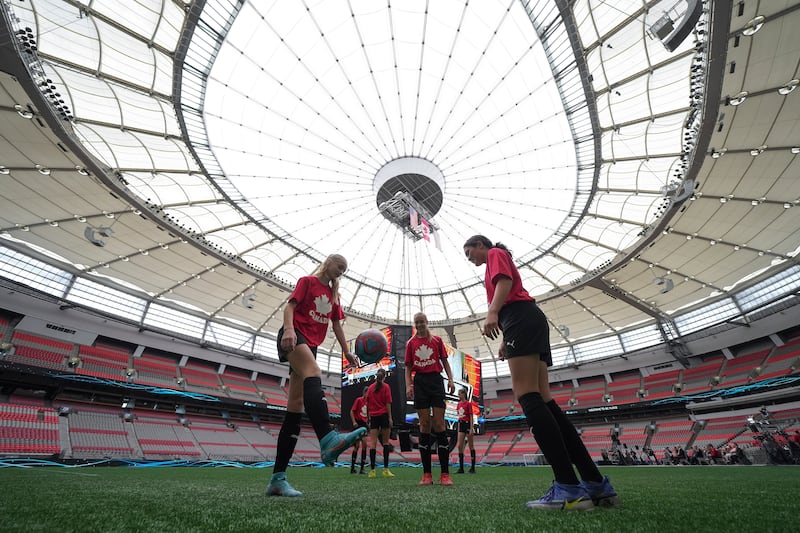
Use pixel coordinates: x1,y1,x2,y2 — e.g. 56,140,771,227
406,387,414,399
482,310,500,339
447,379,455,394
498,343,506,361
281,327,297,352
344,350,359,367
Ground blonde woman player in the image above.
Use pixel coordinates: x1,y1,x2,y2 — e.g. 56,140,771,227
405,312,456,486
266,254,367,497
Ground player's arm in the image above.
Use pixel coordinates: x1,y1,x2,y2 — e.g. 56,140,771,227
484,276,512,339
440,343,455,394
404,344,414,398
332,318,357,366
281,300,298,352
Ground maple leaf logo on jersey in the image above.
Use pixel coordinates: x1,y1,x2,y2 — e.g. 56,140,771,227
314,294,332,315
415,345,433,361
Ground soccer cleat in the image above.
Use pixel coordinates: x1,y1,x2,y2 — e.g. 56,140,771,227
319,427,368,467
382,468,395,478
266,473,302,497
525,481,594,511
456,468,465,474
418,473,434,486
439,473,454,486
580,476,621,508
468,467,476,474
368,469,377,478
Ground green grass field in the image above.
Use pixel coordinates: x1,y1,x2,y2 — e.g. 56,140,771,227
0,465,796,532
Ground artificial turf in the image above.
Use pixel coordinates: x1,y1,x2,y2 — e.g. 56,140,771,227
0,464,796,532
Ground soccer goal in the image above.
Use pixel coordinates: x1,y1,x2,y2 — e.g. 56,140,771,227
523,453,544,466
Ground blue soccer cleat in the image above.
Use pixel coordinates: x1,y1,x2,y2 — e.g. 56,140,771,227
266,473,302,497
319,427,368,467
580,476,621,508
525,481,595,511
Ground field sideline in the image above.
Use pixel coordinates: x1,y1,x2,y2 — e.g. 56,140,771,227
0,465,795,532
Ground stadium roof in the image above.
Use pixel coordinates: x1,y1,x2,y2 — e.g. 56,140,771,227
1,1,799,377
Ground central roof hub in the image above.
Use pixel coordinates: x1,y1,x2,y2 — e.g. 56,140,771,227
374,158,445,231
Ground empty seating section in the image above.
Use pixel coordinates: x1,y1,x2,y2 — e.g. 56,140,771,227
642,369,681,399
649,419,694,450
132,412,202,459
550,381,574,409
133,352,179,387
505,434,540,462
9,331,73,368
219,368,262,401
179,359,222,393
292,434,321,461
0,402,60,455
75,344,131,381
327,392,341,415
680,355,725,394
575,426,611,461
190,416,261,461
607,371,642,405
254,375,288,407
717,349,771,388
67,407,135,458
236,421,278,460
572,377,606,408
0,316,12,339
758,338,800,379
487,390,516,416
616,421,648,450
481,429,519,462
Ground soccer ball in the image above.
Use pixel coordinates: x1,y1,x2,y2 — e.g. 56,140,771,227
354,329,389,364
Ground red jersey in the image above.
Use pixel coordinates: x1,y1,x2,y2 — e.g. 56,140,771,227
457,400,473,422
351,396,368,423
485,247,533,306
366,381,392,416
288,275,345,347
405,335,447,374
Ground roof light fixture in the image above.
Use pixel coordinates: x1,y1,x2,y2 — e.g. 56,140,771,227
778,79,799,95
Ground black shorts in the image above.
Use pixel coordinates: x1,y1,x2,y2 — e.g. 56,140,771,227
369,413,390,430
413,371,446,410
276,327,318,363
498,300,553,366
355,420,368,430
458,420,471,433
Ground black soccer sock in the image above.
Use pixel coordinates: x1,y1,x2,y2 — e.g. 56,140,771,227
519,392,579,485
360,447,367,468
419,433,432,473
273,411,302,474
470,449,476,468
351,448,357,467
458,452,464,469
302,377,331,441
436,432,450,474
370,448,377,469
546,399,603,482
383,444,392,468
